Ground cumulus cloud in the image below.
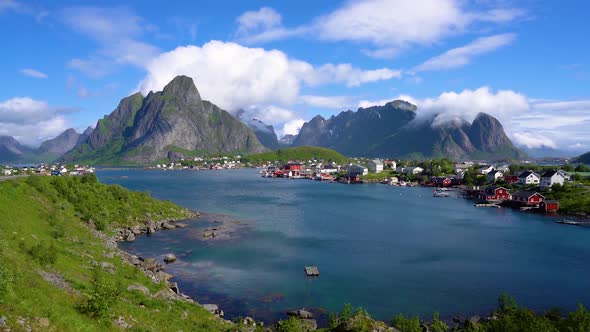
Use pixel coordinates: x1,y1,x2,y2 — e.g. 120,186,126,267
512,132,558,149
281,119,306,137
0,97,76,146
137,40,399,135
20,68,47,79
236,7,282,35
415,34,516,71
61,6,159,77
236,0,522,58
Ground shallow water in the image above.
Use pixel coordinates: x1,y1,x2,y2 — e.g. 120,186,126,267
100,168,590,324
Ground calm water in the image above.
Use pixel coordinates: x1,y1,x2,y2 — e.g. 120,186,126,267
99,168,590,324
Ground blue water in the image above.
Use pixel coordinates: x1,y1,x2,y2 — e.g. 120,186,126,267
99,168,590,324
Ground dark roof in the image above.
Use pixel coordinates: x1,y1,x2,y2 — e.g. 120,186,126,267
512,190,545,199
518,170,538,178
541,170,559,178
485,186,508,194
488,170,502,176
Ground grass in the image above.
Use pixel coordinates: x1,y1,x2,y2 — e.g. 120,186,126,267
0,175,230,331
244,146,349,164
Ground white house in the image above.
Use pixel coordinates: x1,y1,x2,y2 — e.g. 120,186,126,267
454,163,471,174
346,164,368,176
518,170,540,185
487,170,504,183
557,170,571,181
397,166,424,175
540,170,566,189
368,159,384,173
477,165,495,175
2,169,12,175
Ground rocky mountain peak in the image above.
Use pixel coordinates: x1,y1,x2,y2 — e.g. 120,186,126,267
387,100,417,112
161,75,202,105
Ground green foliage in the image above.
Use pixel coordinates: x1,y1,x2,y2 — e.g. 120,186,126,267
275,316,309,332
419,158,454,176
430,312,449,332
20,241,58,265
392,313,422,332
542,183,590,214
0,241,13,303
80,270,121,319
244,146,349,164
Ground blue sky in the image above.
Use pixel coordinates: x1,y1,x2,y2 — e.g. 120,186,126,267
0,0,589,154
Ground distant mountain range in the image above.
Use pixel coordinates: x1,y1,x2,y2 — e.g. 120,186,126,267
291,100,525,161
573,151,590,164
0,76,545,165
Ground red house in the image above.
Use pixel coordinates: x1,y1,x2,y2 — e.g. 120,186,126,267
504,175,519,184
431,176,452,187
511,190,545,205
479,186,511,202
540,200,559,213
281,162,302,177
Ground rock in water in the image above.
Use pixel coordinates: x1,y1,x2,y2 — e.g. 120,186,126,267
163,254,177,263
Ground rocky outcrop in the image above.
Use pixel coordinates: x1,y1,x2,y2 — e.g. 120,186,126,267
63,76,267,164
293,100,525,160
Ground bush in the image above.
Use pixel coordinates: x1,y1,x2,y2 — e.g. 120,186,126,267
392,313,421,332
430,312,449,332
81,270,121,319
20,241,58,265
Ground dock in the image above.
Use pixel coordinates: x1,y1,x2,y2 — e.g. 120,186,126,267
305,266,319,276
474,203,501,208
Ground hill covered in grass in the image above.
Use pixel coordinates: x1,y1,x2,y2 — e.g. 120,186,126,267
574,151,590,164
0,175,229,331
243,146,349,164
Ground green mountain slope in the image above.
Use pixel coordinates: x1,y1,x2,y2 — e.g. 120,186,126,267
0,175,229,331
244,146,349,164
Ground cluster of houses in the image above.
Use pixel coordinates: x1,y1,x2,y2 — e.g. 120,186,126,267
0,164,95,177
152,156,246,170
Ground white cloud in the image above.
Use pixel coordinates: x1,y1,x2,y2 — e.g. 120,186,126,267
20,68,47,79
236,7,282,35
280,119,306,137
415,34,516,71
236,0,523,58
0,97,75,146
299,95,352,109
512,132,557,149
61,6,159,77
138,41,399,111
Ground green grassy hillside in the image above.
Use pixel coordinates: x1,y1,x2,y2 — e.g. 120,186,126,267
244,146,349,164
0,175,229,331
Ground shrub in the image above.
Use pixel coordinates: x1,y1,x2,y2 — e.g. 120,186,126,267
20,241,58,265
430,312,449,332
81,270,121,319
392,313,421,332
0,241,13,302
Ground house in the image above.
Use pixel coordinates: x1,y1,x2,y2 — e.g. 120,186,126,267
540,170,566,189
511,190,545,205
504,174,519,184
397,166,424,175
454,163,471,174
478,186,511,202
383,160,397,170
495,165,511,173
557,170,571,181
368,159,384,173
346,164,368,177
518,170,540,185
281,162,302,177
540,200,559,213
477,165,495,175
2,169,11,176
487,170,504,183
431,176,452,187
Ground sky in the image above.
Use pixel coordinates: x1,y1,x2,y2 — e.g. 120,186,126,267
0,0,589,155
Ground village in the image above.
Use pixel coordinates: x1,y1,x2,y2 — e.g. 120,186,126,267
0,163,95,177
259,157,590,218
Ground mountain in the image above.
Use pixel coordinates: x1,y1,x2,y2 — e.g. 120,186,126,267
37,128,82,159
279,134,298,146
244,118,280,150
0,136,33,163
574,151,590,164
63,76,266,164
293,100,525,161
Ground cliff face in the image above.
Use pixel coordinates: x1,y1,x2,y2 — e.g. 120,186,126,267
293,100,525,160
63,76,266,164
0,136,32,162
37,128,81,157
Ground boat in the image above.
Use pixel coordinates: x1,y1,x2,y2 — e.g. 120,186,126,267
556,219,590,227
433,188,449,197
